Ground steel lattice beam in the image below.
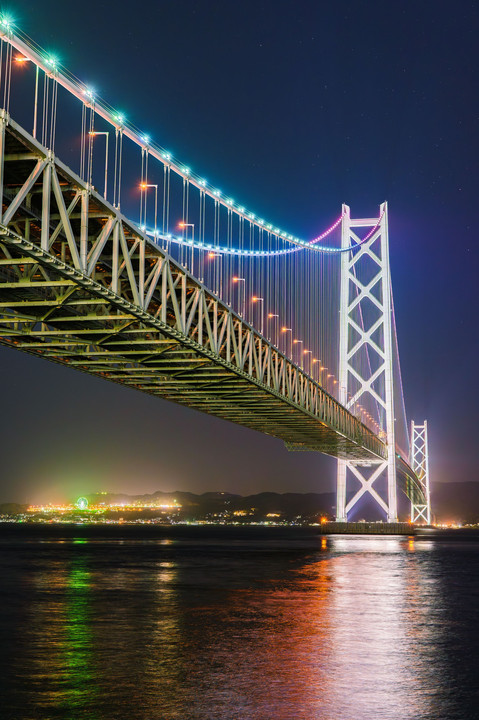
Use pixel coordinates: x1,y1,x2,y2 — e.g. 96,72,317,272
0,113,391,462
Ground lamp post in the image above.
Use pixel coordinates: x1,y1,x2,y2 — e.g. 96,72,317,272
251,296,264,334
140,183,158,239
208,251,223,296
303,349,312,373
312,358,324,384
281,327,292,358
319,366,328,389
14,56,39,140
327,373,334,393
267,313,279,345
179,222,195,273
232,277,245,318
293,339,303,365
89,131,109,199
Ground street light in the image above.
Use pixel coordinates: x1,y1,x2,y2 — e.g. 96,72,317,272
140,183,158,238
251,296,264,334
207,251,223,296
332,378,339,398
14,56,39,139
178,222,195,273
89,131,109,199
326,372,334,393
267,313,279,345
293,339,303,365
312,358,325,383
281,327,292,358
232,277,245,317
303,349,312,373
319,366,327,388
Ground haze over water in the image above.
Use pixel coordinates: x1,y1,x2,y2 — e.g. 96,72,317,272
1,526,478,720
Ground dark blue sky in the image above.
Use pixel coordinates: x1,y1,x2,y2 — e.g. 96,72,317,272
0,0,477,504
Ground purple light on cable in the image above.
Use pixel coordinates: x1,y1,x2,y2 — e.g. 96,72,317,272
309,213,344,245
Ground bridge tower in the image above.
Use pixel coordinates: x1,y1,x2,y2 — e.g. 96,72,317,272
410,420,431,524
336,203,398,522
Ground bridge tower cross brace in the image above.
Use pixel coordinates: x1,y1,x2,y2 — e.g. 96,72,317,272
336,202,398,522
410,420,431,524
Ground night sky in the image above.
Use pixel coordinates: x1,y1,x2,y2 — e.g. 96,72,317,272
0,1,477,504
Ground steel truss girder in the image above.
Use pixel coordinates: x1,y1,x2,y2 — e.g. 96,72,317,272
0,115,386,461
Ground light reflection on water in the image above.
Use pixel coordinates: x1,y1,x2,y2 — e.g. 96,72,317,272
0,529,477,720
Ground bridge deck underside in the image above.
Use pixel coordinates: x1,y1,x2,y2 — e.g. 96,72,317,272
0,117,411,470
0,247,371,457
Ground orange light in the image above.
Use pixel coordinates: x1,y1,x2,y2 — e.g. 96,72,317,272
293,339,301,344
303,349,309,354
268,313,274,318
312,359,318,363
232,276,239,282
178,221,185,228
208,252,216,258
140,183,147,189
252,296,258,302
15,56,29,63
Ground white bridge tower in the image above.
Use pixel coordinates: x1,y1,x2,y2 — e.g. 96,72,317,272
410,420,431,524
336,203,398,522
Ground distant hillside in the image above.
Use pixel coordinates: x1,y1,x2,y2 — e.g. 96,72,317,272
0,503,29,515
3,484,477,523
431,482,479,523
86,490,337,522
87,483,479,524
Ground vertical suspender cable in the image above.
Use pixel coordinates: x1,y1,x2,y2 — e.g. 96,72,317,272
140,148,145,226
113,127,119,208
117,129,123,210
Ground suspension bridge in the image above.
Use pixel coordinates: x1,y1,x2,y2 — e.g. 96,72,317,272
0,16,431,524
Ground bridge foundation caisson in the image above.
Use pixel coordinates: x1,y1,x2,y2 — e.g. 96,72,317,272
336,203,398,522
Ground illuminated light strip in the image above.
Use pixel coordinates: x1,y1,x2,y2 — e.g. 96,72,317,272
309,214,344,244
0,18,383,255
0,20,301,245
146,230,297,256
294,210,384,254
145,212,384,257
